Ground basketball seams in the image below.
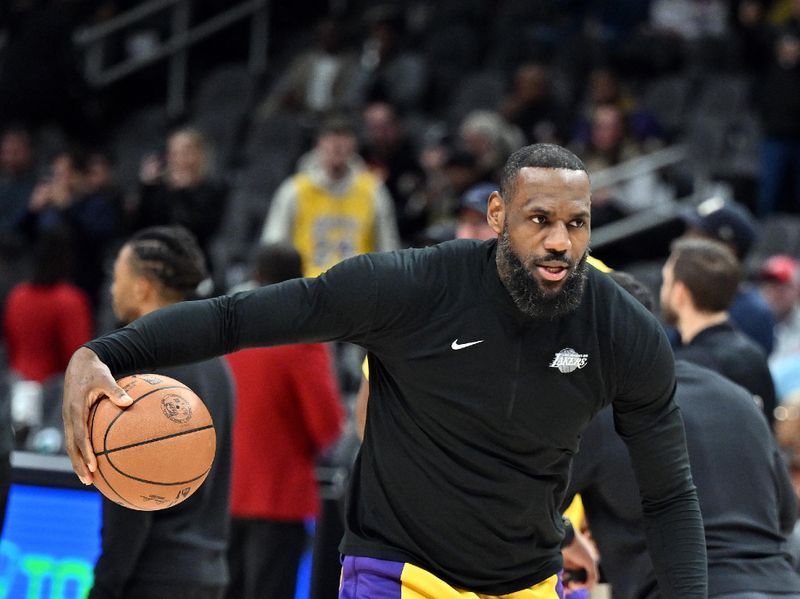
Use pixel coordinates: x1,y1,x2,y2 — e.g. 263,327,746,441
102,426,215,485
107,465,212,487
95,455,138,509
101,384,193,454
97,424,215,457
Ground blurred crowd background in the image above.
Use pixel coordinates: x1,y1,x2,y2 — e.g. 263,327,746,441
3,0,800,594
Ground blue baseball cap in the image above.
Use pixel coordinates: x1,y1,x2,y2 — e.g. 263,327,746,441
680,197,757,259
460,182,497,215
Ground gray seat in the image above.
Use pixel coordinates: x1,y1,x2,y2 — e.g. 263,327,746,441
110,104,169,188
715,111,761,179
448,70,507,126
192,64,255,119
643,75,693,135
749,216,800,269
685,114,729,171
689,74,752,121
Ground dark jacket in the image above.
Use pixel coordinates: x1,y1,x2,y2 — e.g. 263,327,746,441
90,357,234,598
675,320,777,427
567,361,800,598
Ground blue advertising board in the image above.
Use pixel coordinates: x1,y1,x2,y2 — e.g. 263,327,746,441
0,484,101,599
0,452,318,599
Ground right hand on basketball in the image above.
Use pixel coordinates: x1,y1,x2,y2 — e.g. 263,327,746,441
63,347,133,485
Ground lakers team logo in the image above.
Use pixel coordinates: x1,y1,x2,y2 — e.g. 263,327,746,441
549,348,588,373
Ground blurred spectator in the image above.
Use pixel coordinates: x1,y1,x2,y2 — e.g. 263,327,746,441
775,393,800,513
440,148,483,221
227,241,303,294
225,243,343,599
680,196,776,355
87,149,123,211
581,0,651,48
2,230,92,442
648,0,729,40
360,101,425,244
261,116,399,277
499,62,570,145
574,66,634,127
755,25,800,216
25,147,123,309
416,179,498,247
573,104,669,223
578,103,640,168
735,0,774,70
568,270,800,599
399,136,454,245
459,110,524,182
133,128,229,270
571,66,664,148
455,182,497,241
760,254,800,360
351,5,428,113
758,254,800,405
661,237,777,427
616,0,730,76
487,1,583,71
0,126,37,238
256,17,360,120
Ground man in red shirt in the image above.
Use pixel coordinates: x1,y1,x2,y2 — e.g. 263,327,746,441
225,243,344,599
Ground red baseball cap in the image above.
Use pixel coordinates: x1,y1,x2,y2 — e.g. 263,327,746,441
759,255,798,285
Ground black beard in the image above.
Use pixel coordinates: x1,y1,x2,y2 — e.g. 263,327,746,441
496,225,589,320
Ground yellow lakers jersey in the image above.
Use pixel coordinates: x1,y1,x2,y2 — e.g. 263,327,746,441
292,172,380,277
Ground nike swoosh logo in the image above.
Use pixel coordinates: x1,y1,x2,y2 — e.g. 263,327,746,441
451,339,485,350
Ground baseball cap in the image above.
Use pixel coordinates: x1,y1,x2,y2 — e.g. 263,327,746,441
460,182,496,215
759,255,798,285
680,197,757,258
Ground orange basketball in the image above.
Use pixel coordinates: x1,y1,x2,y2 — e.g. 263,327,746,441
88,373,216,511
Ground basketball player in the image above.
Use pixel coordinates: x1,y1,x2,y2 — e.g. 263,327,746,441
65,144,706,598
89,226,235,599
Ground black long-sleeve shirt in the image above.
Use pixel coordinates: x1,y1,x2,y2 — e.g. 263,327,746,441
85,238,706,596
567,361,800,598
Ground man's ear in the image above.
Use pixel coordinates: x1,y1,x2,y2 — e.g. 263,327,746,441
133,274,154,304
487,191,505,235
672,280,691,310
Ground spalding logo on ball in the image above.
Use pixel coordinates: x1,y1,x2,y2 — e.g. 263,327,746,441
88,374,216,511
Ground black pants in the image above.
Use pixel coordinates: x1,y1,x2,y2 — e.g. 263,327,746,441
92,581,225,599
714,594,800,599
0,452,10,536
226,518,307,599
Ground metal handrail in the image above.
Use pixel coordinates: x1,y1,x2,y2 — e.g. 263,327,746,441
590,201,683,249
86,0,266,87
73,0,184,45
590,144,689,191
588,144,692,250
72,0,269,118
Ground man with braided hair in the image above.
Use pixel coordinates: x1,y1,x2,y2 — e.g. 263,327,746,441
89,225,235,599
